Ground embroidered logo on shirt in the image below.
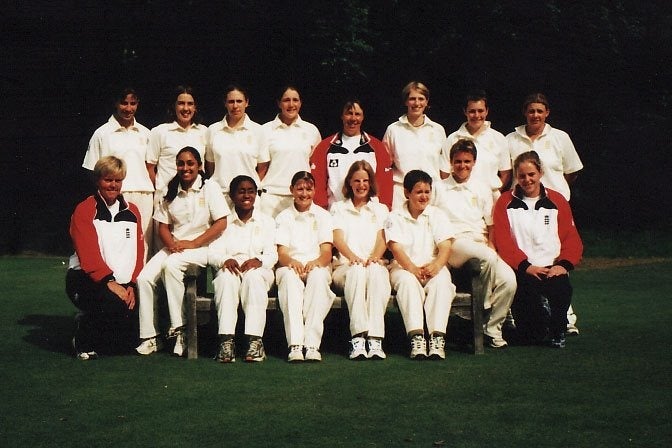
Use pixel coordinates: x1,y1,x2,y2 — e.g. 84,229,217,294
329,159,339,167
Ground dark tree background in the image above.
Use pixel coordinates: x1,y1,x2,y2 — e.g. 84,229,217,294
3,0,671,254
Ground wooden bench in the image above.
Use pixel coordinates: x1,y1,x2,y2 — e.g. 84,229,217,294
184,259,485,359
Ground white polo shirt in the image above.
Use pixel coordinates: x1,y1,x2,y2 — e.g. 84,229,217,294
433,175,493,242
507,123,583,200
260,115,321,195
83,116,153,192
147,122,208,192
331,199,389,264
383,115,447,183
205,114,268,193
384,204,454,266
443,122,510,191
208,208,277,269
275,203,333,264
154,176,230,241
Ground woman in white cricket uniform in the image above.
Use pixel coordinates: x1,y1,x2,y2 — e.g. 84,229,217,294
443,90,512,202
331,161,391,360
146,86,209,254
433,139,516,348
506,93,584,334
275,171,335,362
205,85,268,209
136,147,229,357
385,170,456,360
259,86,321,217
82,87,154,261
383,81,448,209
208,175,277,363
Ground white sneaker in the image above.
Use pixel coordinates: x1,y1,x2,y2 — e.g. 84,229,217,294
288,345,304,362
487,335,508,348
136,337,163,355
566,323,580,336
305,346,322,362
409,335,427,359
348,337,367,360
173,333,186,357
366,338,386,360
428,334,446,360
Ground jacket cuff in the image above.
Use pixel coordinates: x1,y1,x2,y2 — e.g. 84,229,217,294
554,259,575,272
102,274,116,284
517,259,531,274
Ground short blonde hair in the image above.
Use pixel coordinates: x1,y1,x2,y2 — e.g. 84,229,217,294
93,156,126,181
402,81,430,102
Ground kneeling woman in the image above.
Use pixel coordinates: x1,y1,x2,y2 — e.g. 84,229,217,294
493,151,583,347
275,171,335,362
331,161,391,360
136,147,229,356
208,175,277,363
67,156,143,359
385,170,456,360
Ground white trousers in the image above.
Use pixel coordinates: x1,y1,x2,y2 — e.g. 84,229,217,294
448,238,516,340
389,265,455,335
332,263,390,338
275,266,335,348
212,267,274,337
123,191,154,263
257,193,294,218
137,247,208,338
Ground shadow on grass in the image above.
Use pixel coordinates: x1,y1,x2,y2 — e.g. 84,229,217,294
18,314,75,355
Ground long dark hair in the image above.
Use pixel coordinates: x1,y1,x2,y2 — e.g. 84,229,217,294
164,147,207,203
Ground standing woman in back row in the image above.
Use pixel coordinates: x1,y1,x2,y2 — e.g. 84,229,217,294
205,85,268,208
259,86,321,217
383,81,448,209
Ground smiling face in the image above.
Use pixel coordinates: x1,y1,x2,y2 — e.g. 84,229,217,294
405,88,428,121
231,179,257,216
464,100,488,134
349,169,371,203
516,161,543,198
341,103,364,137
290,179,315,212
175,93,197,128
450,150,475,183
176,149,201,189
405,181,432,216
278,88,302,125
225,89,248,124
114,93,138,128
96,173,124,206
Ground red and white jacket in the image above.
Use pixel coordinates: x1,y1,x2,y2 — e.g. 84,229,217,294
493,184,582,273
69,193,144,285
310,131,393,210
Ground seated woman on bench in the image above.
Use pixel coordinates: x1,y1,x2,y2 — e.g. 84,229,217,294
331,160,391,360
136,146,229,357
275,171,335,362
385,170,456,360
208,175,277,363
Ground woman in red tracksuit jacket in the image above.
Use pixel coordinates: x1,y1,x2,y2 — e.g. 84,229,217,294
494,150,583,348
310,99,392,210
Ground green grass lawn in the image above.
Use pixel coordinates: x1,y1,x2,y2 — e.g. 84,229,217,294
1,256,671,447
